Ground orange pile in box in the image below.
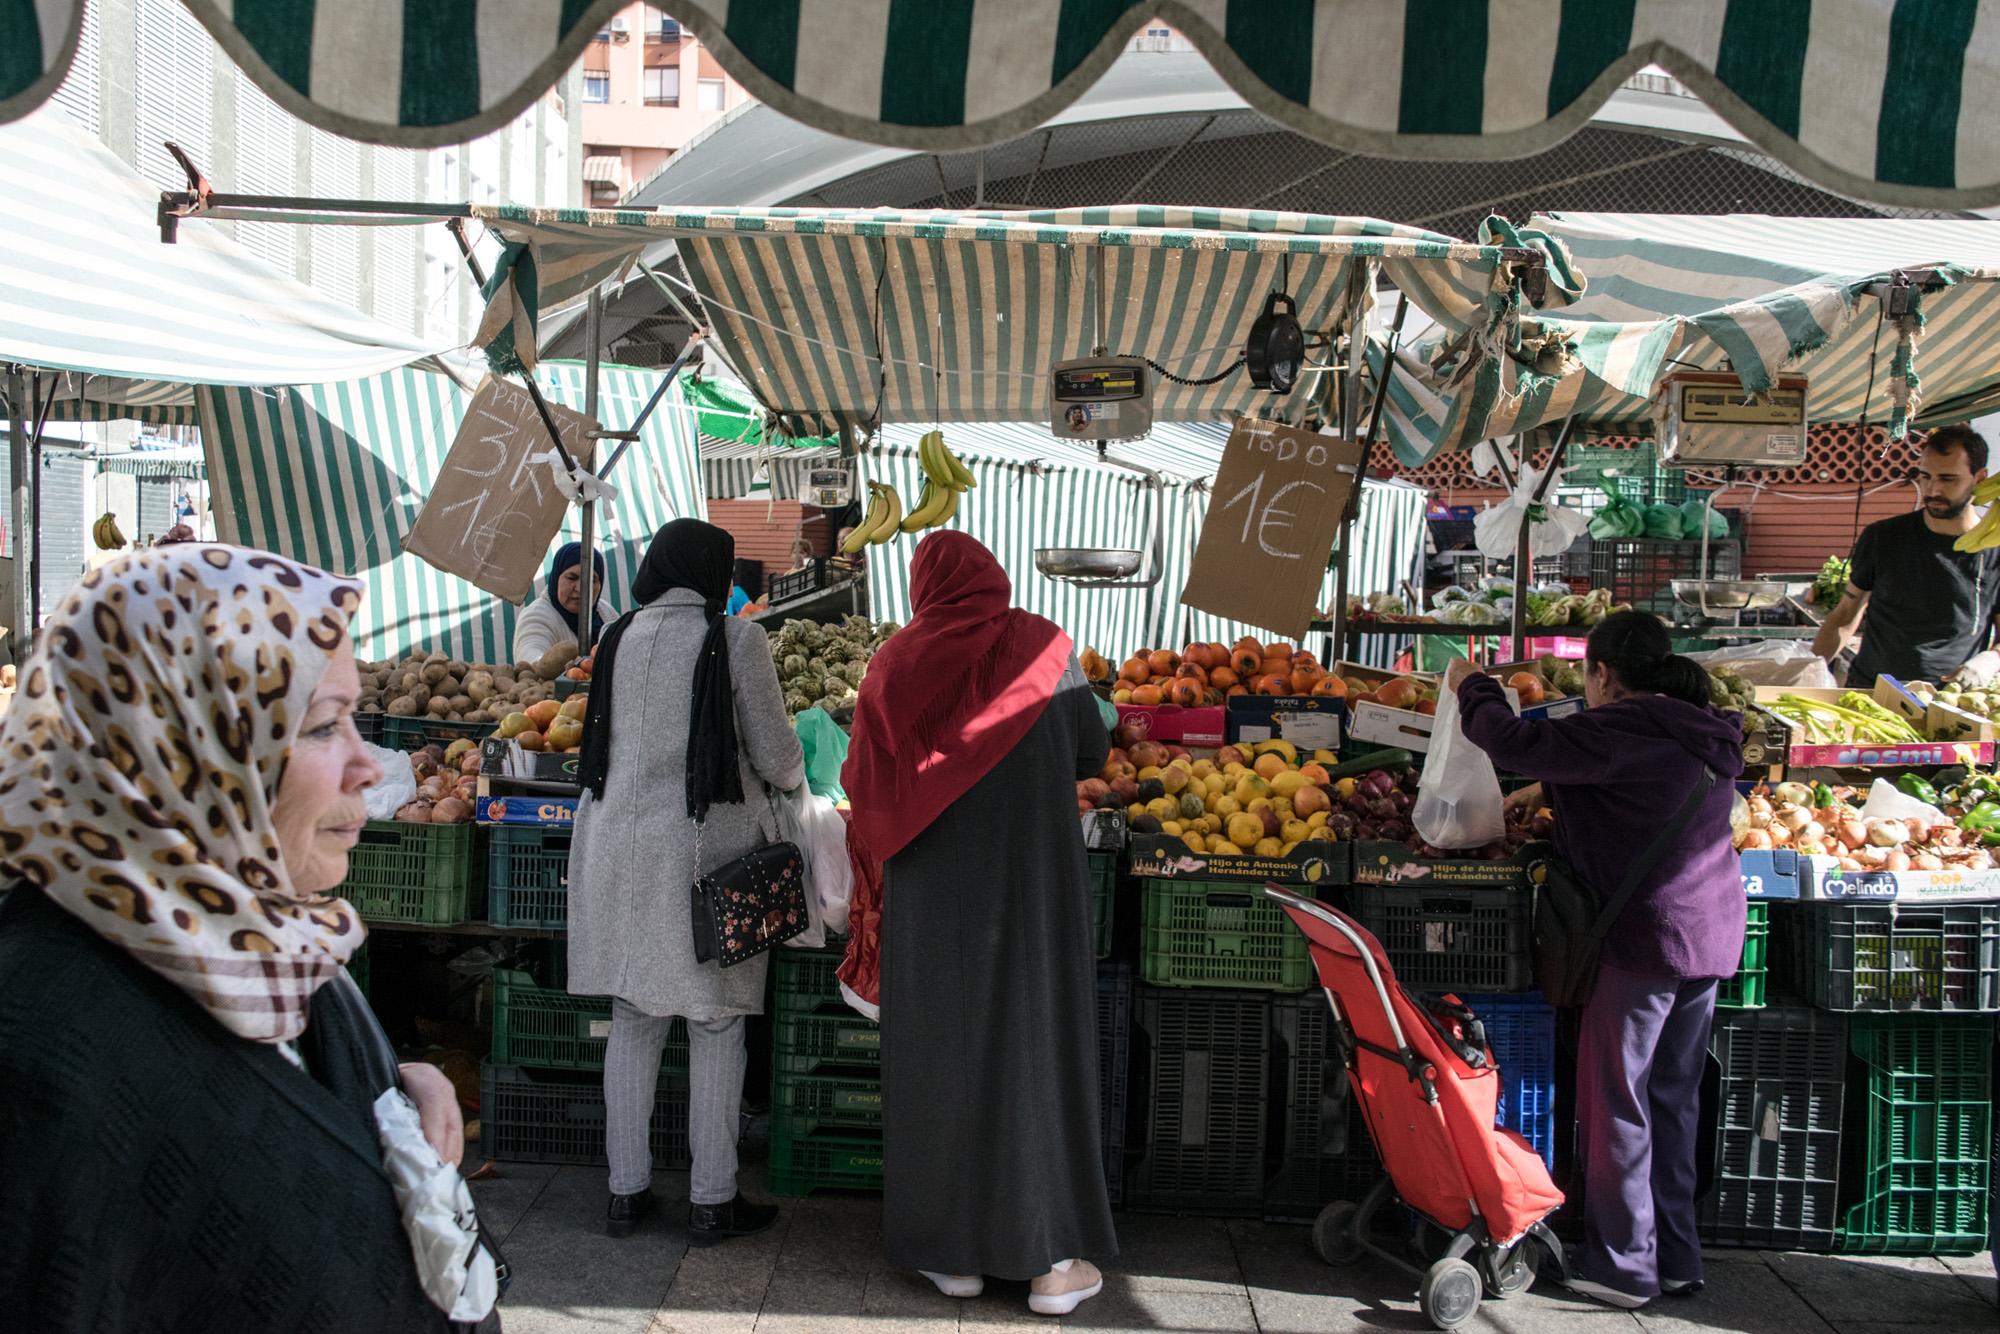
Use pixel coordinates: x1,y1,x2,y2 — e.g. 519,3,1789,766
1080,638,1345,706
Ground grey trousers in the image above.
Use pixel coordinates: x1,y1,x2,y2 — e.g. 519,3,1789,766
604,1001,746,1205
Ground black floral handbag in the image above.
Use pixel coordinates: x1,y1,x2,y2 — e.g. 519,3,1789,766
690,819,809,967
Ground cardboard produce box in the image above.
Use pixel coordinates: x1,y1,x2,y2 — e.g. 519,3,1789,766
1336,662,1552,756
1114,702,1226,748
1345,840,1538,888
1873,675,1998,745
1126,833,1344,886
1224,695,1345,748
1482,660,1587,720
479,795,577,826
1751,685,1994,767
1794,857,2000,904
479,736,584,784
1738,848,1800,899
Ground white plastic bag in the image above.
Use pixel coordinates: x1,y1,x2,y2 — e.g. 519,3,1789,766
1684,641,1837,689
1859,778,1948,828
1411,687,1507,850
371,1087,499,1322
362,743,417,820
1473,464,1590,562
773,784,852,948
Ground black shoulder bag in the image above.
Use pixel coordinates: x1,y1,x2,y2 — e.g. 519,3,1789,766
1530,767,1716,1008
689,797,809,968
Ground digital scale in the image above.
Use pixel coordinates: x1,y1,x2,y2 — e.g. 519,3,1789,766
1658,371,1809,469
804,467,853,508
1049,355,1154,443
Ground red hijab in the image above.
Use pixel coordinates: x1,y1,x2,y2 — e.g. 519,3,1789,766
842,532,1074,862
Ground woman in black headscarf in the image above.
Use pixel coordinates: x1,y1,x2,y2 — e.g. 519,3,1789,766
511,542,615,664
567,520,804,1246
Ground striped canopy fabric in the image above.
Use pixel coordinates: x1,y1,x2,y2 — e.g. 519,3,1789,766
0,103,443,419
1377,212,2000,466
10,2,2000,208
195,361,707,664
472,204,1561,437
98,445,207,479
854,419,1425,657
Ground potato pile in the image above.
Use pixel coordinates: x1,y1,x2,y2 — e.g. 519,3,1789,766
359,642,580,725
392,741,480,824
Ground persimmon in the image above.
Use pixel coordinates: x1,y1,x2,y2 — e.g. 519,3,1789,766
1208,666,1240,690
1146,649,1179,675
1230,646,1262,677
1180,643,1212,671
1263,641,1295,662
1131,683,1164,706
1167,679,1203,708
1176,662,1209,685
1292,651,1319,672
1120,657,1150,684
1255,673,1290,696
1311,676,1347,698
1114,678,1140,694
1289,665,1324,694
1508,671,1546,706
1225,684,1249,698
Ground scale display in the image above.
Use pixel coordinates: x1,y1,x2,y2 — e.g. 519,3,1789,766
1049,355,1153,443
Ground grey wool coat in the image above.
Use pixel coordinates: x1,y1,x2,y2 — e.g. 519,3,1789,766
567,588,806,1019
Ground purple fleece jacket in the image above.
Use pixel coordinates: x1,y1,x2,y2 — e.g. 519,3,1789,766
1456,673,1746,980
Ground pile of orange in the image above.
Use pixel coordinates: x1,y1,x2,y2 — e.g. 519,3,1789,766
1096,638,1347,706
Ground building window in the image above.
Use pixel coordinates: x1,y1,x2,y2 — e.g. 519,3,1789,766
697,78,725,112
1149,26,1170,37
583,73,610,103
645,65,680,106
646,6,681,41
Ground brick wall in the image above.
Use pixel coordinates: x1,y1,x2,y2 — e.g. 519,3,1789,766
705,499,838,593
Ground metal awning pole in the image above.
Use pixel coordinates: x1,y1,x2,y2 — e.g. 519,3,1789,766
1509,419,1576,662
4,367,32,655
445,219,585,479
594,333,705,483
577,291,605,649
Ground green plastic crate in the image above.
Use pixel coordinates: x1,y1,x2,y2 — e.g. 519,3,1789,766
486,824,573,928
1777,903,2000,1012
490,968,688,1073
1563,442,1686,504
379,715,495,753
346,940,370,998
774,947,847,1014
1838,1015,1994,1255
1089,850,1117,960
1717,902,1770,1010
340,820,477,925
773,1007,881,1074
1139,880,1316,993
766,1129,885,1197
770,1071,884,1136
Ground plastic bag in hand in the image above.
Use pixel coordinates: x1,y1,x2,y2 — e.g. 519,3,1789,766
773,784,852,945
1411,687,1507,850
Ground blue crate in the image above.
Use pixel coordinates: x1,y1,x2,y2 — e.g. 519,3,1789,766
1465,991,1557,1172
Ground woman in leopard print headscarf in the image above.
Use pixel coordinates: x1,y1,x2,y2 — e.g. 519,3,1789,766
0,546,493,1332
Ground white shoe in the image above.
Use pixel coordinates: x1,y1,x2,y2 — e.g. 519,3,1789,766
1565,1276,1650,1310
1028,1260,1103,1316
920,1271,984,1298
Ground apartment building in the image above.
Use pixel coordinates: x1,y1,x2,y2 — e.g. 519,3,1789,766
578,4,751,205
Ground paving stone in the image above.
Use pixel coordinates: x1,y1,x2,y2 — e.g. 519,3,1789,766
1097,1213,1245,1294
746,1264,867,1334
1767,1251,1997,1328
467,1159,559,1243
493,1167,687,1334
1633,1260,1834,1333
1935,1251,1997,1308
1058,1286,1259,1332
771,1195,885,1273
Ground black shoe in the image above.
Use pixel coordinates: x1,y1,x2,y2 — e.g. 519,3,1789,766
606,1188,656,1238
1661,1278,1704,1297
687,1194,779,1247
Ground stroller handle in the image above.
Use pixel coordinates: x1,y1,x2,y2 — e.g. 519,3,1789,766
1260,882,1420,1076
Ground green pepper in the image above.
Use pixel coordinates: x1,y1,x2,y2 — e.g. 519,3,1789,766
1898,773,1941,806
1961,799,2000,837
1812,782,1836,809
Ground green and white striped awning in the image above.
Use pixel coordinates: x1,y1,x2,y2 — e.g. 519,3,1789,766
473,204,1567,437
0,104,443,419
10,2,2000,209
1378,212,2000,465
854,420,1425,656
98,445,207,479
195,360,707,664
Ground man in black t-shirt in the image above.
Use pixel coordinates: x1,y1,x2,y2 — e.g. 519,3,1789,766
1816,424,2000,687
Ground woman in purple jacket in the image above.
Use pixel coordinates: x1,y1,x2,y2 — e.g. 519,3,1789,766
1443,612,1744,1312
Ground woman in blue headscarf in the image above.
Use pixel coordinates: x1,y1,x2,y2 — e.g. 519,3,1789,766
513,541,616,665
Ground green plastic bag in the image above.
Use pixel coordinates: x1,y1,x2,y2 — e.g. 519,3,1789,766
1643,503,1684,539
1679,498,1729,540
1096,694,1119,734
794,707,851,801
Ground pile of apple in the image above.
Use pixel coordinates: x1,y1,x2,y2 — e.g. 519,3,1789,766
493,696,588,754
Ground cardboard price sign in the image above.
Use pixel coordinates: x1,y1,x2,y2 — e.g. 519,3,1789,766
402,378,598,603
1179,419,1364,637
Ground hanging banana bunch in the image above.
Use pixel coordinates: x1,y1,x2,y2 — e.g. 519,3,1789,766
1954,475,2000,552
839,430,977,552
92,512,127,552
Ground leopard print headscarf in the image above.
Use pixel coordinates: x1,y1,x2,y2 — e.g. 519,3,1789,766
0,546,368,1042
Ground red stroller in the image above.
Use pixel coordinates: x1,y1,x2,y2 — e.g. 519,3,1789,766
1265,885,1568,1331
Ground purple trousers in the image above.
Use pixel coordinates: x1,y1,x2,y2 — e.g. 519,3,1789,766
1574,962,1717,1300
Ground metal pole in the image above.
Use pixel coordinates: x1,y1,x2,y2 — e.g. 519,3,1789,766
577,290,605,649
1509,419,1575,662
445,219,585,478
596,333,704,483
5,367,31,655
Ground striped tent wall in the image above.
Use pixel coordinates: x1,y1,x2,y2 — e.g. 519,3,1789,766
852,422,1424,663
196,362,706,664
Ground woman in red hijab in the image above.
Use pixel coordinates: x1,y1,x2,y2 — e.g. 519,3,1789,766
842,532,1117,1316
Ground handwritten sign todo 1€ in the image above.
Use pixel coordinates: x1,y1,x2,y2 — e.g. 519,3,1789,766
401,377,599,603
1179,418,1365,638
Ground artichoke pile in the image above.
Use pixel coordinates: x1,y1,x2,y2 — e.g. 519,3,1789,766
770,615,899,716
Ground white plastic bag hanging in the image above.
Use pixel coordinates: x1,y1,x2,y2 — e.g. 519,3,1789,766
362,743,418,820
772,784,852,947
1411,687,1507,850
1474,463,1589,563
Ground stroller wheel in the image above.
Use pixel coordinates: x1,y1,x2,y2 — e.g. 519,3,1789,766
1481,1242,1534,1298
1311,1200,1366,1266
1419,1257,1482,1331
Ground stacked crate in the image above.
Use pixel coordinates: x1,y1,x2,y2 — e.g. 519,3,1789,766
481,943,692,1167
1699,1006,1847,1251
1124,985,1272,1215
767,946,883,1197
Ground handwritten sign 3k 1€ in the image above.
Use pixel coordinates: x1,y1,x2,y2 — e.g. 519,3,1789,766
1179,418,1365,638
402,377,599,603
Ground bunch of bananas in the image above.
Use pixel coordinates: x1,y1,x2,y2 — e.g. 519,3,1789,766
1954,474,2000,551
840,431,976,553
91,512,127,552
